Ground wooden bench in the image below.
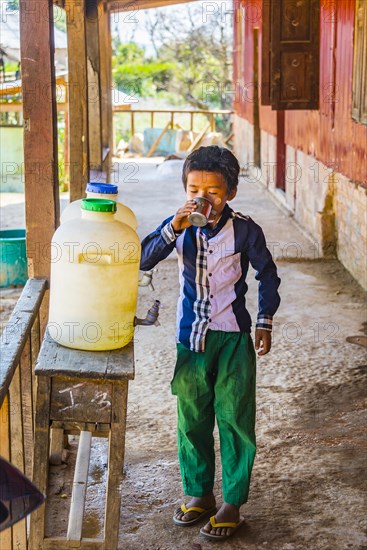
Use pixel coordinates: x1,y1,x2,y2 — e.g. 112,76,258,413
29,330,135,549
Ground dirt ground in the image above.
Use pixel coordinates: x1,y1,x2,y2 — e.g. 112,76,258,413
1,159,366,549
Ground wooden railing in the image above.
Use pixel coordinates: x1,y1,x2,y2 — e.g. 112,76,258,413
0,278,47,549
113,108,234,156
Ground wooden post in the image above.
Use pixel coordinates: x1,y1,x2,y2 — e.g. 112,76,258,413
253,27,261,168
19,0,59,282
171,111,174,128
64,87,70,189
99,1,113,178
86,0,102,171
210,113,215,132
66,0,89,201
190,112,194,131
151,111,154,128
131,112,135,137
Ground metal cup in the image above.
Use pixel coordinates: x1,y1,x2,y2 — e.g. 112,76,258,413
188,197,214,227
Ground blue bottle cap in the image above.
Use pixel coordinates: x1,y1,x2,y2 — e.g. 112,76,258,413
86,183,118,195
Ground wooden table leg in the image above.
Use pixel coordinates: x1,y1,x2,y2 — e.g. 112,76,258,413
104,382,128,549
49,426,65,465
30,376,51,549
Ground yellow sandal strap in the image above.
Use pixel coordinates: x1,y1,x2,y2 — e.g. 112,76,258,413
181,504,206,514
210,516,238,529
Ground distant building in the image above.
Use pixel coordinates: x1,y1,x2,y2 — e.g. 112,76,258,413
233,0,367,290
0,9,67,70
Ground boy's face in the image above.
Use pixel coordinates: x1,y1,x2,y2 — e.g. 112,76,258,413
186,171,237,225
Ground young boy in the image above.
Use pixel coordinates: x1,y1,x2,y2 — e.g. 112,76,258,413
140,146,281,541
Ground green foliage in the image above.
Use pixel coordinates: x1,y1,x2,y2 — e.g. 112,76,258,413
112,5,233,113
53,6,67,33
57,113,68,192
6,0,19,9
112,42,174,98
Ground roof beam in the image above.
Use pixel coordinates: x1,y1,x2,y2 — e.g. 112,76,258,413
107,0,199,12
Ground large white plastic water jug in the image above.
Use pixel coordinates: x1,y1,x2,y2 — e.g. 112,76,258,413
60,182,138,230
49,199,141,351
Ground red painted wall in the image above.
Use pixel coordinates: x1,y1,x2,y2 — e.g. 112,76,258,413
233,0,367,185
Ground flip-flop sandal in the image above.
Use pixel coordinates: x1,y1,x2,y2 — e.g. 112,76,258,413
200,515,245,540
173,503,217,526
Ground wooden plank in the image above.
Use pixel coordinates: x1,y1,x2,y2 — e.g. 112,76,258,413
50,378,112,424
225,132,234,144
104,382,128,548
106,341,134,379
253,27,260,168
29,376,51,549
65,0,90,201
113,108,233,115
187,122,211,153
0,394,12,550
0,394,10,458
86,0,102,170
9,366,27,550
49,427,65,465
36,330,135,381
31,313,41,426
99,1,113,178
108,0,198,11
352,0,367,123
0,102,67,113
0,279,47,405
102,147,110,163
19,0,60,279
43,537,104,549
67,431,92,543
20,338,34,479
52,421,110,437
9,367,25,472
147,121,172,157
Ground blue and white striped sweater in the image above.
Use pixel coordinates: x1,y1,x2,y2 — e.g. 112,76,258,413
140,204,281,352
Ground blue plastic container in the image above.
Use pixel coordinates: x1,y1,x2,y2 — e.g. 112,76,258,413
0,229,28,287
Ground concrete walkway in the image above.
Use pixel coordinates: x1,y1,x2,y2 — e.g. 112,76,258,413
0,158,366,549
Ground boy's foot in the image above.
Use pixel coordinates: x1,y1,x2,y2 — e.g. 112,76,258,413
173,494,216,524
200,502,243,539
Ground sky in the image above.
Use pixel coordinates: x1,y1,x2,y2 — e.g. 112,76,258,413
112,0,234,55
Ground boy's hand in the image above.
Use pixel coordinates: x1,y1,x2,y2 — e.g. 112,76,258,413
255,329,272,356
171,200,197,232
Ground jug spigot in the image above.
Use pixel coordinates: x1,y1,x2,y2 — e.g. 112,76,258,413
134,300,161,327
138,269,156,291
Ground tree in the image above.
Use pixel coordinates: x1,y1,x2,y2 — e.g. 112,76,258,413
144,4,233,110
112,39,174,98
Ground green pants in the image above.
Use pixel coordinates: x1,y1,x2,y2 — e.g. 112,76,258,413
171,330,256,506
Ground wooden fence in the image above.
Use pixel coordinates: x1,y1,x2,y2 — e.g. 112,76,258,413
114,108,234,156
0,278,47,549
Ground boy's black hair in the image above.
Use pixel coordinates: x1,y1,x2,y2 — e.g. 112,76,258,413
182,146,240,194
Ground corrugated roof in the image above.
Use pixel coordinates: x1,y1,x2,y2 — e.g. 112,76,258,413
0,11,67,55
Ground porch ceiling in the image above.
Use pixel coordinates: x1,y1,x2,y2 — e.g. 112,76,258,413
107,0,199,11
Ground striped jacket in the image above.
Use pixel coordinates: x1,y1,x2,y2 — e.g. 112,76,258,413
140,204,281,352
